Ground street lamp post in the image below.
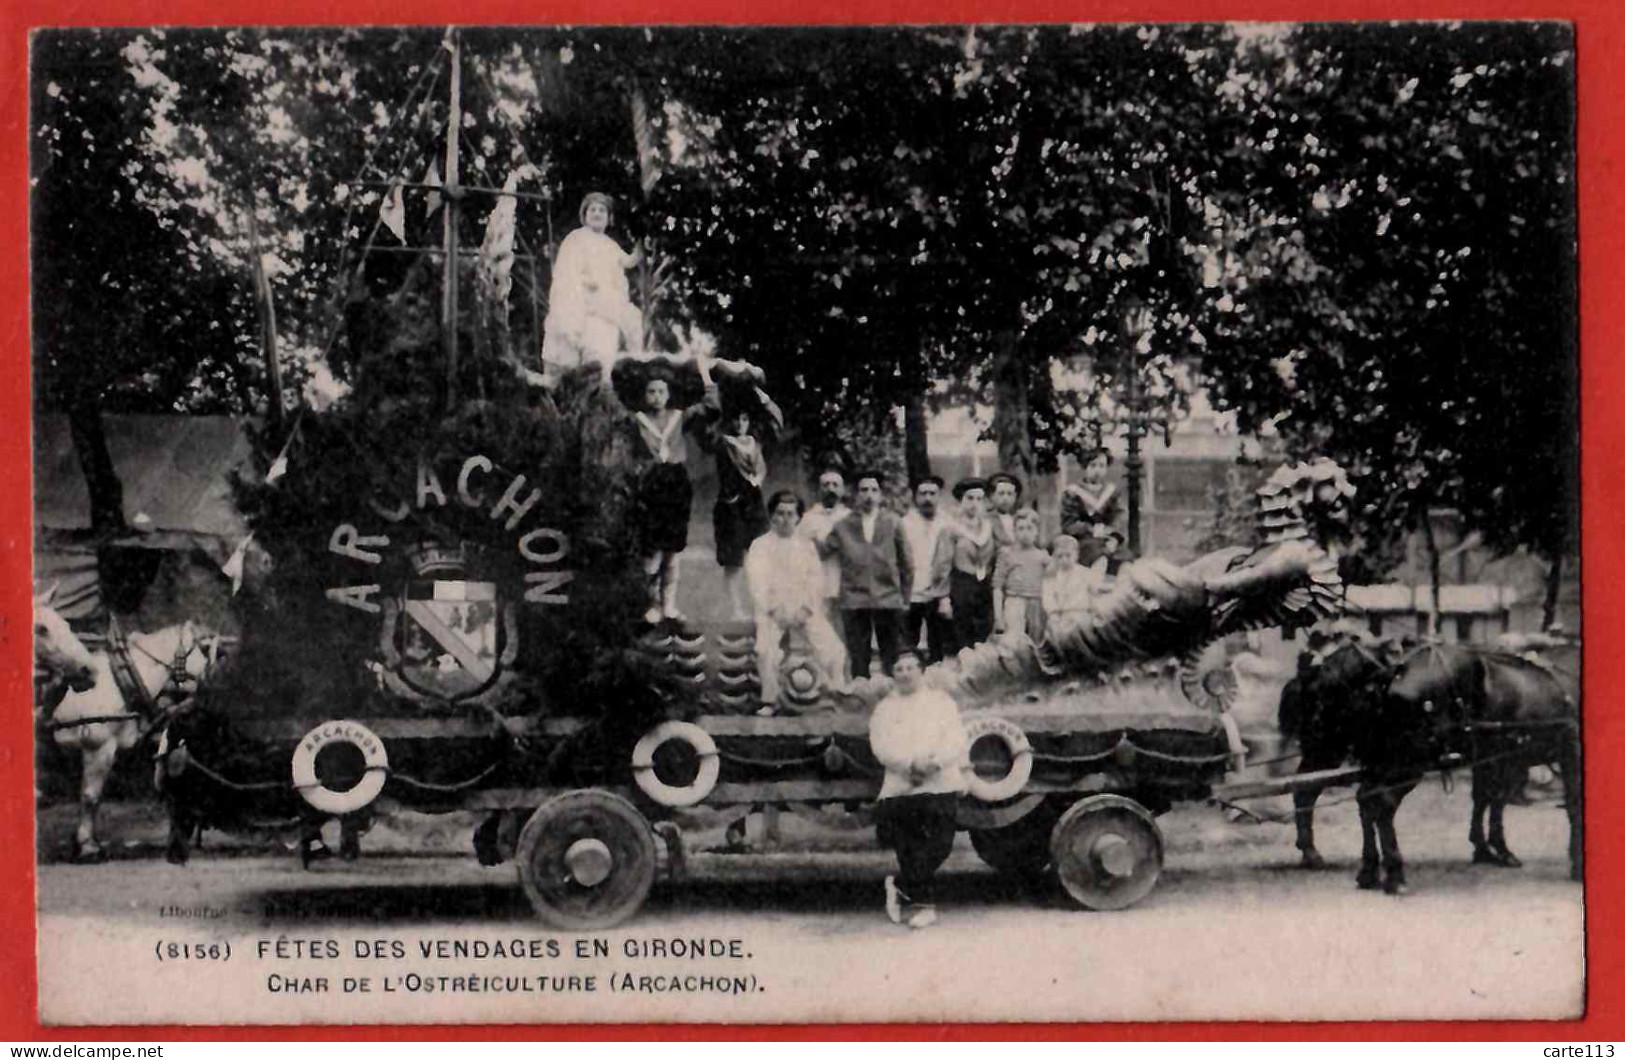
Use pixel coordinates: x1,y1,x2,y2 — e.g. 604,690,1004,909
1116,302,1167,556
1123,339,1145,555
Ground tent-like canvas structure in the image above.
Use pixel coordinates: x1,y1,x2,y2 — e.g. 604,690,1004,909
33,415,253,630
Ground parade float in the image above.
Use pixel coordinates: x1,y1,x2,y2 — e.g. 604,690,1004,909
153,33,1365,929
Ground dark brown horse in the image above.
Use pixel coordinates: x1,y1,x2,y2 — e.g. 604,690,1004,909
1280,636,1582,894
1385,645,1582,884
1277,632,1403,870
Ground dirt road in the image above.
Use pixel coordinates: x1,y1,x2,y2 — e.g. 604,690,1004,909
35,781,1583,1025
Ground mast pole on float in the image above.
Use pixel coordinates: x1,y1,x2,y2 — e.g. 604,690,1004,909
442,28,463,411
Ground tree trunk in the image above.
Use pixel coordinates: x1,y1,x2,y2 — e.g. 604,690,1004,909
67,394,128,537
1419,508,1442,638
903,392,931,486
1542,551,1564,632
991,330,1033,480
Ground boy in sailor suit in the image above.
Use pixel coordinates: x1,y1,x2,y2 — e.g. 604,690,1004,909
630,367,719,625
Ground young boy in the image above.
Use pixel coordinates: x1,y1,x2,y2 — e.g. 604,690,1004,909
992,508,1049,641
1041,533,1100,631
987,471,1026,553
631,368,720,625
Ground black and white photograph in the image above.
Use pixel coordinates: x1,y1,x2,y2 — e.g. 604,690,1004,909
28,22,1582,1025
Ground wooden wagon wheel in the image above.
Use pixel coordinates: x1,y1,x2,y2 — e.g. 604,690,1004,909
967,796,1061,878
1049,794,1164,911
515,789,657,929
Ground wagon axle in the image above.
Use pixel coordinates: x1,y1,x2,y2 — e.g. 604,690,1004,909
563,837,615,888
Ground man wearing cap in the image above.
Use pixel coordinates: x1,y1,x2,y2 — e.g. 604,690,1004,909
797,467,853,676
930,478,1000,650
745,490,847,713
987,471,1026,553
900,475,955,663
818,471,914,679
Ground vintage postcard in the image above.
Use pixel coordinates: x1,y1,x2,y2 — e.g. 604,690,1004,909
28,21,1583,1026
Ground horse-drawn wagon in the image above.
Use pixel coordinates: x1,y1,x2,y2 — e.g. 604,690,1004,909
149,410,1372,929
50,32,1576,930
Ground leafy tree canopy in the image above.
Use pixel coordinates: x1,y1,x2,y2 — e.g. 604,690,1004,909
31,23,1577,572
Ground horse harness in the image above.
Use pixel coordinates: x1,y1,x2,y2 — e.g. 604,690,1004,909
43,618,217,735
1396,645,1577,789
1314,639,1572,771
34,671,69,715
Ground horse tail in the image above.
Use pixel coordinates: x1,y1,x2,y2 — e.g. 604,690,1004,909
1558,721,1582,798
1558,718,1584,881
1472,648,1499,717
1277,676,1303,744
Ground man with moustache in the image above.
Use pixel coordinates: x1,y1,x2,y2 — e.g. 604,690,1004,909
900,475,955,663
797,466,852,675
818,471,914,679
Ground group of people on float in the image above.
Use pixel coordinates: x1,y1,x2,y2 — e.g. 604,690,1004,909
616,353,1131,702
734,454,1135,715
540,187,1141,664
539,188,1141,667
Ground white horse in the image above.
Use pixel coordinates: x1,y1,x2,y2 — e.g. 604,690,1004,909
46,620,220,860
34,587,97,702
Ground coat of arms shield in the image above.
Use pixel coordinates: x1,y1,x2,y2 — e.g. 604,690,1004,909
396,579,501,700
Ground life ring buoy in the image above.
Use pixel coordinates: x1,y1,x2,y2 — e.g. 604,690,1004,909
291,719,389,815
631,720,720,808
964,715,1034,803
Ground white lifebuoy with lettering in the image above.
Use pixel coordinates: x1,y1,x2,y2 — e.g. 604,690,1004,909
964,715,1034,803
631,720,720,808
291,720,389,814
